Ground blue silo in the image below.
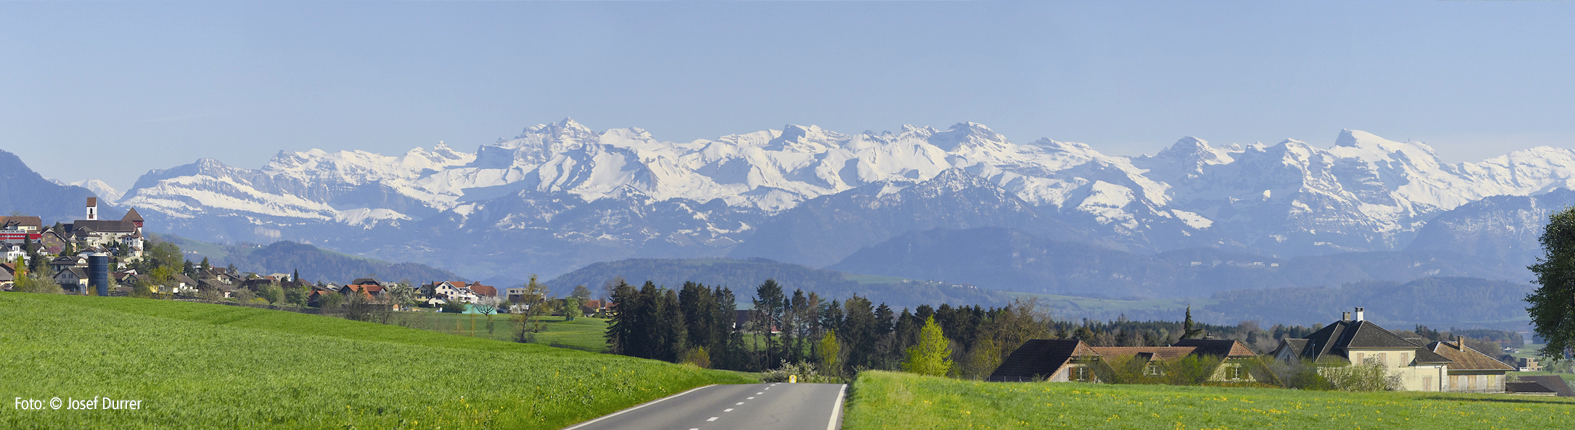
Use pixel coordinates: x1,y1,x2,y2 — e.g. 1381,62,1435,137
88,253,111,296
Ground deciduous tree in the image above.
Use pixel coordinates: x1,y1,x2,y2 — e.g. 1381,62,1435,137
1529,207,1575,361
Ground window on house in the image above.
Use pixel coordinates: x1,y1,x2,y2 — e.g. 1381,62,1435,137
1423,376,1432,391
1400,352,1409,365
1354,352,1364,363
1377,353,1388,367
1071,366,1089,382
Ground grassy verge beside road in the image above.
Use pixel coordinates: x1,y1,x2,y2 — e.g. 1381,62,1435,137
844,371,1575,429
1,294,752,429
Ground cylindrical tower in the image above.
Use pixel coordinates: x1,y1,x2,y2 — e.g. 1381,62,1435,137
88,252,111,296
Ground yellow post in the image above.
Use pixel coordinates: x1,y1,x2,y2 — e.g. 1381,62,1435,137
789,374,797,383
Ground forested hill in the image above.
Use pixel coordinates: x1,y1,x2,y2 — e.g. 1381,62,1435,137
1201,277,1534,329
161,236,463,285
544,258,1015,310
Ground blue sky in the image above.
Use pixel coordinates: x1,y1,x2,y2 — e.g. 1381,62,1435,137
4,1,1574,190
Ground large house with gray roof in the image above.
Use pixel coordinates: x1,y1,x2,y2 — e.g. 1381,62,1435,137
1269,307,1515,393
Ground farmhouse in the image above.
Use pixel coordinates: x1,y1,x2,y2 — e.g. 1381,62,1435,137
52,267,90,294
1426,336,1516,393
1270,307,1469,392
987,338,1263,383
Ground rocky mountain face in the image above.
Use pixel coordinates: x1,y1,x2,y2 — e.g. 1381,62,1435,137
1405,187,1575,269
95,119,1575,288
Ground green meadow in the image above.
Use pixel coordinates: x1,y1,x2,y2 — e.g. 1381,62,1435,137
421,312,612,353
844,371,1575,430
0,293,752,429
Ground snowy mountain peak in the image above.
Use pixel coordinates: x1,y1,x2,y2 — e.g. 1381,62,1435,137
767,124,845,152
69,179,122,203
929,122,1009,152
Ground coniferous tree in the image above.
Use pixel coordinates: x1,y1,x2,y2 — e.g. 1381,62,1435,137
842,295,877,370
753,279,786,368
903,316,953,377
656,288,687,362
604,280,640,356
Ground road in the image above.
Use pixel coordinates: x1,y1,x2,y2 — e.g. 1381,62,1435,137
564,383,847,430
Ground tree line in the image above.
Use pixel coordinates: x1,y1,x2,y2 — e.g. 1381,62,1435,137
604,277,1535,379
603,278,1239,378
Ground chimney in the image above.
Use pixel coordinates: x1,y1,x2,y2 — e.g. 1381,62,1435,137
1354,307,1364,322
1341,311,1350,322
85,197,98,221
1457,335,1465,351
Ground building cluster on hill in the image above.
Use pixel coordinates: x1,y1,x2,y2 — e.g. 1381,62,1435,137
989,306,1573,397
2,198,149,293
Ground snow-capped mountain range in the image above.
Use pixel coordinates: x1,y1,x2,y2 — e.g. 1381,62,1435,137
109,119,1575,283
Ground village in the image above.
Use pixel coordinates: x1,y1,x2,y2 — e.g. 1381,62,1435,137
1,199,606,318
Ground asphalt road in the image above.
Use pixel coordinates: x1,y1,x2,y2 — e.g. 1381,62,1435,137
564,383,847,430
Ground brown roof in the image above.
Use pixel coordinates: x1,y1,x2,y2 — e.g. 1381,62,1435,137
345,284,384,294
1427,340,1515,371
122,207,144,223
468,283,497,297
86,197,97,207
1091,346,1199,362
0,216,43,229
1173,339,1258,358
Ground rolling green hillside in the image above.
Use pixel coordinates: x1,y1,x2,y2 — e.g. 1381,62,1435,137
0,294,752,429
844,371,1575,429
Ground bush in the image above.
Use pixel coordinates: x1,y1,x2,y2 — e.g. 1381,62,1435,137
440,300,468,314
1097,354,1227,386
1321,360,1400,392
761,361,841,383
681,347,711,369
258,284,284,304
13,274,64,294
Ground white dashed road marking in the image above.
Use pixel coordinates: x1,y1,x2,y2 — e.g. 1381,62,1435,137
707,417,718,422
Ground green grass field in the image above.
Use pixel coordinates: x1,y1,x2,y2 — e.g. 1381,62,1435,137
418,312,612,352
0,293,753,429
844,371,1575,430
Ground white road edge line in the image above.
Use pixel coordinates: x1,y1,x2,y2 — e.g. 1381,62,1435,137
826,384,848,430
562,384,716,430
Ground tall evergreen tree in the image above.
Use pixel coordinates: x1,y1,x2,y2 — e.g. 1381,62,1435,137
842,295,878,370
679,282,715,350
604,280,639,356
753,279,786,367
656,288,687,362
